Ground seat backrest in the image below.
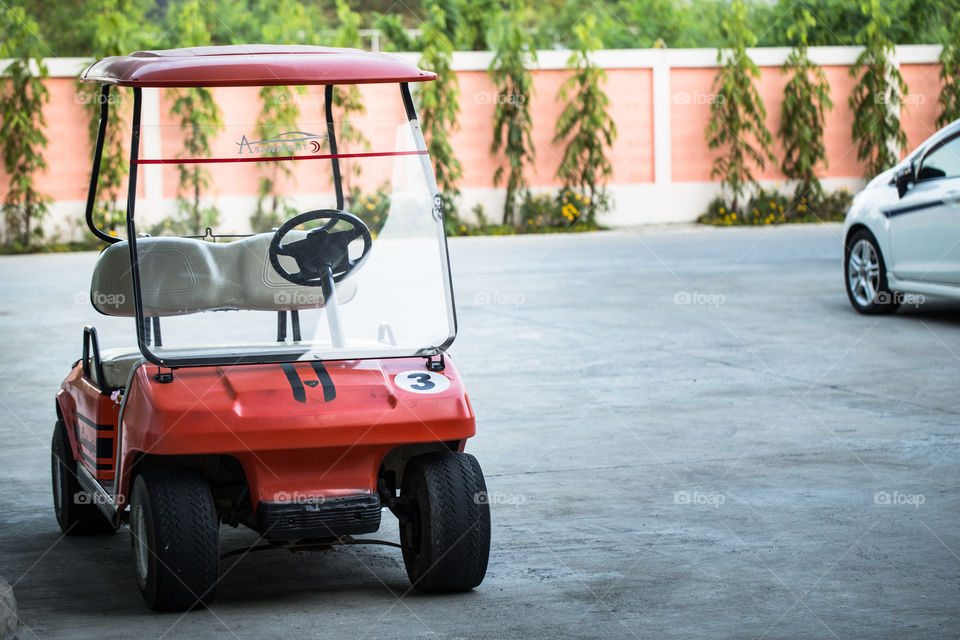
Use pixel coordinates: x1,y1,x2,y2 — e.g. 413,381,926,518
90,233,356,317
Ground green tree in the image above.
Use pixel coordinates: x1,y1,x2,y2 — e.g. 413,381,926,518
418,0,463,223
80,0,152,236
374,13,417,51
489,0,537,225
779,7,833,199
553,15,617,226
332,0,370,202
164,0,223,235
0,7,51,248
458,0,496,50
705,0,774,211
849,0,908,178
250,0,312,232
937,13,960,127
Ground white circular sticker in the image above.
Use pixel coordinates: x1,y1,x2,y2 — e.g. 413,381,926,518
393,370,451,394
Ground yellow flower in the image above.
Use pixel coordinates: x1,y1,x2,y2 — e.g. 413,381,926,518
778,205,783,213
798,204,806,212
108,229,117,237
373,216,380,223
753,208,759,215
719,207,725,214
731,213,737,219
527,218,533,224
459,225,466,232
769,201,776,209
366,203,375,210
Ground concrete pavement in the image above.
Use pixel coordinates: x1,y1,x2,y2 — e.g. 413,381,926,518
0,224,958,639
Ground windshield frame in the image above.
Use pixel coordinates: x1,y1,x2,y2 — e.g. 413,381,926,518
94,81,457,369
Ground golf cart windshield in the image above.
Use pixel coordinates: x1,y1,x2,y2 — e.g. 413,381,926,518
89,82,455,367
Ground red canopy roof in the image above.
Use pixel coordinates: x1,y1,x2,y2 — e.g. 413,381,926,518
80,45,436,88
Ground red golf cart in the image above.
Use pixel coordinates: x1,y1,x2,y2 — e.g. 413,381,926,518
51,45,490,611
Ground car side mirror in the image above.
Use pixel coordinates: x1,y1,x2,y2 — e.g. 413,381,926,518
895,167,914,198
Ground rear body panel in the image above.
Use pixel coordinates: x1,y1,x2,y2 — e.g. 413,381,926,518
57,355,474,512
56,367,119,483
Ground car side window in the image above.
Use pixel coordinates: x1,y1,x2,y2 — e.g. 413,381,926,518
918,135,960,181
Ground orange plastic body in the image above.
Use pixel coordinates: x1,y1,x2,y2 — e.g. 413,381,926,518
56,356,474,510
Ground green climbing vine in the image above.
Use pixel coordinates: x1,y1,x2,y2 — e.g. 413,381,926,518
418,0,464,227
250,0,312,232
553,14,617,227
937,13,960,127
0,7,51,248
163,0,223,235
779,6,832,200
489,0,537,225
705,0,774,212
849,0,907,178
79,0,149,237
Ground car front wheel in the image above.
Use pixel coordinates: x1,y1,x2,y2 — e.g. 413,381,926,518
845,229,900,315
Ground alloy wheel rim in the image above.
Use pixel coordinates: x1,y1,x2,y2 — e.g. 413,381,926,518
848,239,881,306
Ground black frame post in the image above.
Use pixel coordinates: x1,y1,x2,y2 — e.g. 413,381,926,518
324,84,344,210
85,84,120,244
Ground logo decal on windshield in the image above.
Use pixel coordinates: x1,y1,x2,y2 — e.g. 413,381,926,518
236,131,327,155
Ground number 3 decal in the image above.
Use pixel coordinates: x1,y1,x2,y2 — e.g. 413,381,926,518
393,370,451,394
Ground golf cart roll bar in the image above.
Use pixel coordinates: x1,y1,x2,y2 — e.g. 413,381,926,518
80,46,454,368
85,84,121,245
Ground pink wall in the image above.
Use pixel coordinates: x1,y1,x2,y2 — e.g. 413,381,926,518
1,56,947,208
670,64,877,182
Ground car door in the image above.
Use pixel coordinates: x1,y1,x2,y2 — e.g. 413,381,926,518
887,133,960,284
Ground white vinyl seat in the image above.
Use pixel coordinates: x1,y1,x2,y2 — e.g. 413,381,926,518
84,233,359,390
88,348,144,390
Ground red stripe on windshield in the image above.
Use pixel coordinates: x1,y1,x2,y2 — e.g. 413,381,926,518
137,150,427,165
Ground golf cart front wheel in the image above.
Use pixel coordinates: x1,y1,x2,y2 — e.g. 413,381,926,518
129,467,220,611
399,452,491,593
51,419,116,535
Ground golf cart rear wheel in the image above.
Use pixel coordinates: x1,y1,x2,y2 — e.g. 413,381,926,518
130,467,220,611
50,420,116,535
399,452,491,593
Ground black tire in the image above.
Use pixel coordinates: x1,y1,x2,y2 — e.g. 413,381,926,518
399,452,491,593
51,420,116,535
845,228,900,315
129,468,220,611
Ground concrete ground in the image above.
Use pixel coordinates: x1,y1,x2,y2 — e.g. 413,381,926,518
0,224,958,639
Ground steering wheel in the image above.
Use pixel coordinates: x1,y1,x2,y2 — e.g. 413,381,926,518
268,209,372,287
